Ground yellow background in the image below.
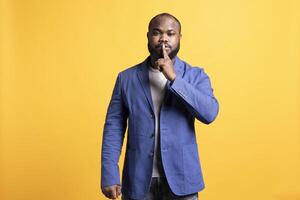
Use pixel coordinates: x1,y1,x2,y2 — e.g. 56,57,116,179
1,0,300,199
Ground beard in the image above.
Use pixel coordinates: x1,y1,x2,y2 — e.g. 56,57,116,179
147,42,180,60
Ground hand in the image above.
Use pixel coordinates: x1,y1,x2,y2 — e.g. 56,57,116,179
101,184,121,199
154,44,177,81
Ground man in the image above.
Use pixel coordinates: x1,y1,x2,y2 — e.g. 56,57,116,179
101,13,219,200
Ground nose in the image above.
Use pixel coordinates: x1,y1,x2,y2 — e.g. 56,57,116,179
159,33,168,43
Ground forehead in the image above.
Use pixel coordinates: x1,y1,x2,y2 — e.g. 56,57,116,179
149,16,180,31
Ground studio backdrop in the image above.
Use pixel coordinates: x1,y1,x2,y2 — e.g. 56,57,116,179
1,0,299,200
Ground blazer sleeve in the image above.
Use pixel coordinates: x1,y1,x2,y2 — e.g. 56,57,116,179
169,67,219,124
101,73,128,188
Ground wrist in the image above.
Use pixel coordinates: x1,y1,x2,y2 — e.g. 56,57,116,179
170,74,176,81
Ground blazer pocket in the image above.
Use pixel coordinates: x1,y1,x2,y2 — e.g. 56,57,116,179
182,143,203,184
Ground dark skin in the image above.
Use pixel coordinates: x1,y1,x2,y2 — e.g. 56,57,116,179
101,184,121,200
147,16,182,81
101,16,182,200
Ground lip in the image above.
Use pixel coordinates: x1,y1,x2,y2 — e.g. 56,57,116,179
156,45,170,49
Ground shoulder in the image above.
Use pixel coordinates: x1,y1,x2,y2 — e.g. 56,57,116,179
178,58,209,80
114,59,147,87
118,59,145,78
120,64,139,75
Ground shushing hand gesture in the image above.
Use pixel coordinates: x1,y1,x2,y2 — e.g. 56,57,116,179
154,43,177,81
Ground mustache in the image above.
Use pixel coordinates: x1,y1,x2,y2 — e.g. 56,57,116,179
147,41,180,60
155,44,171,48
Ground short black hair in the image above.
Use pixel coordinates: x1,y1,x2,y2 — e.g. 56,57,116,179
148,13,181,33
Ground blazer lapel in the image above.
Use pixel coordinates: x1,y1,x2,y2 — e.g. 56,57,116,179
137,56,185,113
174,56,185,77
137,57,155,114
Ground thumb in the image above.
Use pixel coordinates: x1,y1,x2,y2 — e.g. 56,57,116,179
111,187,117,199
117,185,121,196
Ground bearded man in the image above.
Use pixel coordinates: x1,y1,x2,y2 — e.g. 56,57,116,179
101,13,219,200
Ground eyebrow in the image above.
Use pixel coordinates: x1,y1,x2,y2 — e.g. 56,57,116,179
152,28,176,32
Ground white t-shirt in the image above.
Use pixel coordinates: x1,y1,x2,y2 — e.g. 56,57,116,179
148,65,168,177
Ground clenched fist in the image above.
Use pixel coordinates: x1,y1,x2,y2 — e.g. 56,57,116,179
101,184,121,199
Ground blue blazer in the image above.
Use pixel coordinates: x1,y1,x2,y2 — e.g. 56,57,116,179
101,56,219,199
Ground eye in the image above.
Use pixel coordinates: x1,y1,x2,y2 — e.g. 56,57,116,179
152,31,160,36
167,32,176,36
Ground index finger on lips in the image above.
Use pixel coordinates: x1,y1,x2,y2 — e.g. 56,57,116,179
162,43,169,59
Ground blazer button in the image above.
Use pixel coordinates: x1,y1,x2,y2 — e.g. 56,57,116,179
149,152,154,157
150,133,155,138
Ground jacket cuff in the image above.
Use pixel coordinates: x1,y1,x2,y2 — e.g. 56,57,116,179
101,164,120,188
